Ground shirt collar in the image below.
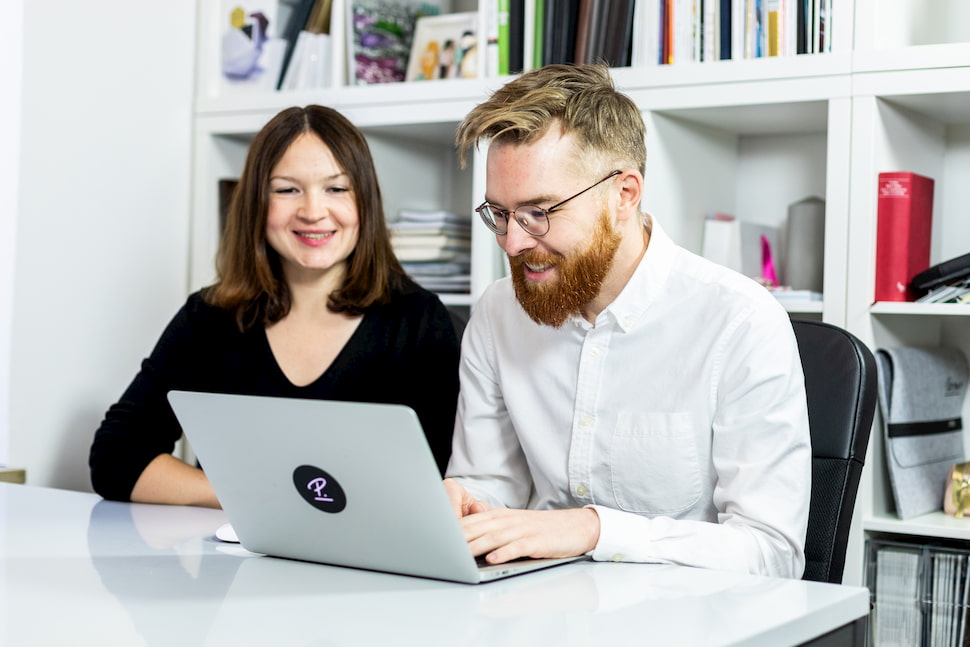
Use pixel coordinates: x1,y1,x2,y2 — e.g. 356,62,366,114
593,214,674,333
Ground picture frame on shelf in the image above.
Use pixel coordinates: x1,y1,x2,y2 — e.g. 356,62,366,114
220,1,287,93
405,11,478,81
348,0,447,85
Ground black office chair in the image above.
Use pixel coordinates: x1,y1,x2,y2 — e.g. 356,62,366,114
792,319,877,584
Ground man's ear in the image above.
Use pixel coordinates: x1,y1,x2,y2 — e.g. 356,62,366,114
614,170,643,223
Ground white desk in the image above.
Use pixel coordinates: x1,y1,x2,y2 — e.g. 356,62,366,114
0,483,869,646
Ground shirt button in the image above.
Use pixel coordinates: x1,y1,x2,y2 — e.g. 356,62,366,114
589,347,601,357
580,415,592,427
575,484,588,497
611,554,624,562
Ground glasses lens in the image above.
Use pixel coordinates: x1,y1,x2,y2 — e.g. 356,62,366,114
517,207,549,236
476,204,551,236
477,204,508,234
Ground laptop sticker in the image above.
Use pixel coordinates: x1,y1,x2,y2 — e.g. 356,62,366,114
293,465,347,513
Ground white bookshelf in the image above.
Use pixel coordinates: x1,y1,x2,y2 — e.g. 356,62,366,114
190,0,970,586
844,0,970,593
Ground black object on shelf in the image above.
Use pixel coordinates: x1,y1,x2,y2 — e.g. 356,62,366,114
912,252,970,292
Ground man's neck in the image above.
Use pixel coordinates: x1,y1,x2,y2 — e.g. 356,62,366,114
581,221,651,323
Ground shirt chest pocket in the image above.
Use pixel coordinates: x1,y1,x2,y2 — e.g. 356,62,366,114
609,412,702,514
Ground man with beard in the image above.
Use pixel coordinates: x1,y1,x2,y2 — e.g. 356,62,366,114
442,64,812,579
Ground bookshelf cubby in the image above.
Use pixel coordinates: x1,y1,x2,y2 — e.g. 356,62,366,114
190,0,970,587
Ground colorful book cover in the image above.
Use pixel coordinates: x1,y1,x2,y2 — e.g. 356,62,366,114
351,0,442,84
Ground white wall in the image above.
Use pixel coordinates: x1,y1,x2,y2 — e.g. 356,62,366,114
0,0,24,466
11,1,196,489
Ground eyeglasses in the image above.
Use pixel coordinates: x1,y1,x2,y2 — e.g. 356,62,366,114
475,170,621,237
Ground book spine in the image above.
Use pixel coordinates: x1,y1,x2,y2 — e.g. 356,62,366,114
672,0,691,64
702,0,716,61
796,0,806,54
522,0,535,71
600,0,634,67
532,0,544,68
719,0,732,59
766,0,781,56
535,0,548,67
498,0,511,75
659,0,674,65
787,0,798,55
562,0,580,64
744,0,755,58
574,0,592,64
874,172,935,302
508,0,525,74
586,0,607,65
691,0,702,63
812,0,821,53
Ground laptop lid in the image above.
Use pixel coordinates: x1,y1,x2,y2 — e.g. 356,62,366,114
167,391,582,584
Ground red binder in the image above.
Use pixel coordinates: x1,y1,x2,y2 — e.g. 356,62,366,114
874,171,935,302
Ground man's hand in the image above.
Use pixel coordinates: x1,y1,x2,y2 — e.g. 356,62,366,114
443,478,491,518
460,507,601,565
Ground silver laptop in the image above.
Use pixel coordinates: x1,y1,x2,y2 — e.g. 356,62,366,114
167,390,584,584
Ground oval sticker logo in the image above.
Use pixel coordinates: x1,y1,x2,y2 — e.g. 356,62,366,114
292,465,347,513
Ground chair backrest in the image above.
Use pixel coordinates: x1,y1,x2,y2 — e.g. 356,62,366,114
791,320,877,584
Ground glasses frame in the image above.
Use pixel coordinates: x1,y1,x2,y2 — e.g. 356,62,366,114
475,169,622,237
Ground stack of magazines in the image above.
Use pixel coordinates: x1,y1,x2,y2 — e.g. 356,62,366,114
390,210,471,293
916,281,970,304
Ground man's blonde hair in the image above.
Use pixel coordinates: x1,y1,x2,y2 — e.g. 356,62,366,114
456,64,646,176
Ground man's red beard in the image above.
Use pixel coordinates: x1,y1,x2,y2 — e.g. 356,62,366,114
509,210,622,328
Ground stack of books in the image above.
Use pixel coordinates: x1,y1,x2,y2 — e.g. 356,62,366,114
390,210,472,293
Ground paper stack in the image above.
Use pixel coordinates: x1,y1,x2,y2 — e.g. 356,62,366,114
870,541,923,646
927,549,970,647
916,280,970,305
390,210,472,293
868,539,970,647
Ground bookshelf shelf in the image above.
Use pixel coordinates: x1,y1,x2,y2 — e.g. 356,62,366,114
852,42,970,74
189,0,970,593
613,51,853,89
866,512,970,543
783,301,825,315
871,303,970,317
852,70,970,125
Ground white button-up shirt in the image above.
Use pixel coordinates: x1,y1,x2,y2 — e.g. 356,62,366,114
447,218,811,578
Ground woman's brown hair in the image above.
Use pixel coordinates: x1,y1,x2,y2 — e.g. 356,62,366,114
203,105,406,330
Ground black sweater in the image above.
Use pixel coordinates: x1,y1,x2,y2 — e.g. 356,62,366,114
90,283,460,501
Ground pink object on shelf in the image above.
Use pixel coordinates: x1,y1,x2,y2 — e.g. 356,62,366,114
761,234,779,287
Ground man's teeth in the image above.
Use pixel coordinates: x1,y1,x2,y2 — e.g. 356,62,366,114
526,263,550,272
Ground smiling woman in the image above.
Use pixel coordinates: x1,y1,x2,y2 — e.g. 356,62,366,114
89,106,461,509
264,132,360,289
